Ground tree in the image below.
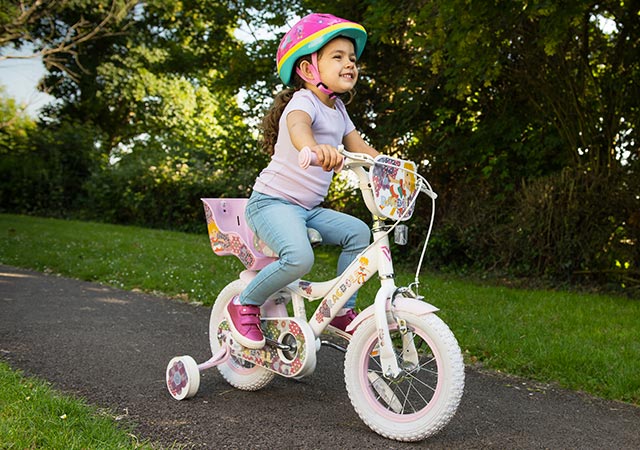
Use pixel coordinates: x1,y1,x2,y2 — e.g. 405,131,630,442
0,0,137,80
356,0,639,283
291,0,638,285
0,85,35,136
3,0,637,287
33,1,274,228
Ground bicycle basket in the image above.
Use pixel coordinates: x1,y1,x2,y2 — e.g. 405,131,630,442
369,155,418,221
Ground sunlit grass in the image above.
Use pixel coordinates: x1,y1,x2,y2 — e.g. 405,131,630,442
411,276,640,403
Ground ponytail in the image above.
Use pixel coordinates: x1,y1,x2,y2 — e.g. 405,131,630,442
260,88,295,155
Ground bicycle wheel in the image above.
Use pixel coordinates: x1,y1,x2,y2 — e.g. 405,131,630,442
210,279,274,390
344,311,464,441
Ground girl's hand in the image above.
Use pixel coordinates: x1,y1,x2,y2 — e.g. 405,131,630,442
310,144,344,172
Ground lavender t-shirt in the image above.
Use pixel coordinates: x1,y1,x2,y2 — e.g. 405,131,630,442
253,89,356,209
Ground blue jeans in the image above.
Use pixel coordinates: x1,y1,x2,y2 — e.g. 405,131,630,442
239,191,370,309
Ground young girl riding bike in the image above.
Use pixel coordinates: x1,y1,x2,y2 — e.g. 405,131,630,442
226,13,379,349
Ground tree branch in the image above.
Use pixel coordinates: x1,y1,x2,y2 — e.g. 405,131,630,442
0,0,138,81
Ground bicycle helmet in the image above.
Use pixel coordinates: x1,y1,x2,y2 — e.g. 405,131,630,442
276,13,367,91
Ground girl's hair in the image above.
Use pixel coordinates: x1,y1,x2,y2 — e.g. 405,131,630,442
260,86,301,155
260,42,357,155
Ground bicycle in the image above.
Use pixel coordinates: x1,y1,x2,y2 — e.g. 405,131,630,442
166,147,465,442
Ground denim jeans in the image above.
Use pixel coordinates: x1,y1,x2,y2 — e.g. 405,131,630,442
239,191,371,309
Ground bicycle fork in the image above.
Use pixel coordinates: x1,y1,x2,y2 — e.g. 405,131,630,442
374,282,424,379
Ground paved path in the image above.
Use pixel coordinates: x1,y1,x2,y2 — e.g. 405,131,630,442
1,264,639,449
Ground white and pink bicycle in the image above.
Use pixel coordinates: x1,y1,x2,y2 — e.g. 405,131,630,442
166,147,464,442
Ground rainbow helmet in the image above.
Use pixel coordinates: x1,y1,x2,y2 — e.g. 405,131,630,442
276,13,367,86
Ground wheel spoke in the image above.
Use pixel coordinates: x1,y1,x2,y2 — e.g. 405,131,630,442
365,331,440,415
405,373,435,404
405,366,437,392
418,356,438,374
398,378,417,414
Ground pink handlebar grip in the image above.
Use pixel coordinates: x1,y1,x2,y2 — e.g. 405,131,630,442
298,146,344,172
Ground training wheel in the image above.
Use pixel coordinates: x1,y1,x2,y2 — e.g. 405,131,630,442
166,355,200,400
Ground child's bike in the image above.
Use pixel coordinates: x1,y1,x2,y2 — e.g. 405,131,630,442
166,147,464,442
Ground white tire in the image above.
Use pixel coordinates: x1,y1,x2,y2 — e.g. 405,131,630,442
209,279,274,391
344,312,464,441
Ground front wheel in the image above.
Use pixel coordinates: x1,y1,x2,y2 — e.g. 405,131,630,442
344,312,464,442
210,279,274,391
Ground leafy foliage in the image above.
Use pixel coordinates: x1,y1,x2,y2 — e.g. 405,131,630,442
1,0,638,289
343,0,640,286
0,0,137,79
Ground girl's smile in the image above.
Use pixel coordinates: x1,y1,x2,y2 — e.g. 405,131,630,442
315,37,359,102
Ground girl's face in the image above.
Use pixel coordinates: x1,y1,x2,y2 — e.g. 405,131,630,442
317,37,358,95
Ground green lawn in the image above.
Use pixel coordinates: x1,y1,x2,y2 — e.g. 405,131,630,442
0,361,150,449
1,213,639,445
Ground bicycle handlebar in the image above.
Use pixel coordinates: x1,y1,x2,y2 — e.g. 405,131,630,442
299,146,437,201
299,144,438,285
298,146,346,172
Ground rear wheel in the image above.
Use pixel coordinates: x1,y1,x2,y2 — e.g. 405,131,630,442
209,280,274,390
344,312,464,441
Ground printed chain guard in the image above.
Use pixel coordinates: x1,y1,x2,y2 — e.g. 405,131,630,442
219,316,317,379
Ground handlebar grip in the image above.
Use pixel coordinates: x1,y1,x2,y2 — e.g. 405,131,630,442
298,146,344,172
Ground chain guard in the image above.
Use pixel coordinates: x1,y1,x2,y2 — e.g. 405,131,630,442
218,317,316,378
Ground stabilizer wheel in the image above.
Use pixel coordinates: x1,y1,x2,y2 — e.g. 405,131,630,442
166,355,200,400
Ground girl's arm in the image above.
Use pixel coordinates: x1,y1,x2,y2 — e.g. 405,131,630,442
343,130,379,158
287,110,343,171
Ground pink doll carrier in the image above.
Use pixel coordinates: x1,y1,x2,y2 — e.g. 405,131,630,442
201,198,277,270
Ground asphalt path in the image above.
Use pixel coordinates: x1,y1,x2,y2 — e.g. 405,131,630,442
1,264,639,449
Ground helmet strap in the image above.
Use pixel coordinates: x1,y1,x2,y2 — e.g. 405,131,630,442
295,52,338,99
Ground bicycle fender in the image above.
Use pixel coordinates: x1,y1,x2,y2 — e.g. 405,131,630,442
346,298,439,334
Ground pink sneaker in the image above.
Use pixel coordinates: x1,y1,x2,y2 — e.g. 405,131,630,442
330,309,358,335
225,299,265,349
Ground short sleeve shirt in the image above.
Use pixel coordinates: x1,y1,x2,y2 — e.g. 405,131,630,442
253,89,356,209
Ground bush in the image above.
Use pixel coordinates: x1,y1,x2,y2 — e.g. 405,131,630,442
0,120,100,216
427,167,639,291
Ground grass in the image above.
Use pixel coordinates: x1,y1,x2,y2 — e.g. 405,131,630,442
1,213,639,426
415,276,640,403
0,361,150,449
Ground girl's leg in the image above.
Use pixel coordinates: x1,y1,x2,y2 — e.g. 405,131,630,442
240,193,315,306
307,208,370,310
227,193,314,348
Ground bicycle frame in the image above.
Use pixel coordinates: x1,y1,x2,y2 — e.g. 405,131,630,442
282,217,403,377
248,154,436,378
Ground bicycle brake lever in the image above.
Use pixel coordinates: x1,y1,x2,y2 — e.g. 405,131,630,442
419,180,438,200
338,146,376,168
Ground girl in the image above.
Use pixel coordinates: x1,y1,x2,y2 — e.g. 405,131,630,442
226,13,379,349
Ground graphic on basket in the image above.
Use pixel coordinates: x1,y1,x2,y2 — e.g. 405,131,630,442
202,198,276,270
369,155,418,221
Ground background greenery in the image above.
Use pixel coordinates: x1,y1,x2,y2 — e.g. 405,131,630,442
2,213,639,405
1,1,638,292
2,5,638,445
